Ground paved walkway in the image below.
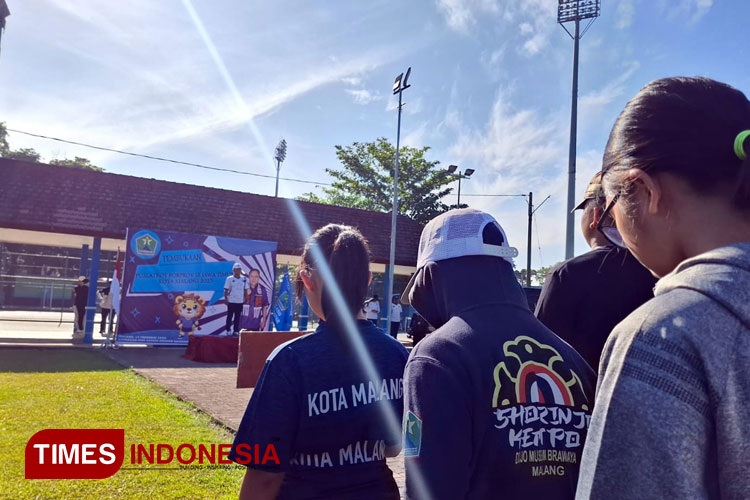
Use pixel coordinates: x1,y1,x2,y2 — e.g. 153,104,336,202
104,345,407,495
0,310,109,345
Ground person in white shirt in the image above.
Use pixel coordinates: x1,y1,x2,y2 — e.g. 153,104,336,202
224,263,250,335
389,295,403,339
98,285,114,334
364,294,380,326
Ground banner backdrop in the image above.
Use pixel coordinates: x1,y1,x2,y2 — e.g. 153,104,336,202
116,229,277,345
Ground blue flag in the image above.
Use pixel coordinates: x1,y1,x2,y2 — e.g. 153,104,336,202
272,266,293,332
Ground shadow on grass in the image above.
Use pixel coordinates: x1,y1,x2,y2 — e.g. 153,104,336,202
0,348,122,373
104,346,238,370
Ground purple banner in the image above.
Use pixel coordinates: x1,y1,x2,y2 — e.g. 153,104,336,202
115,228,277,345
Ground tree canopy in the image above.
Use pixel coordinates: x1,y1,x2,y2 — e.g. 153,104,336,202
0,122,102,171
297,138,456,224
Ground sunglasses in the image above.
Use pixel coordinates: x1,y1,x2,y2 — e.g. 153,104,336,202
595,193,627,248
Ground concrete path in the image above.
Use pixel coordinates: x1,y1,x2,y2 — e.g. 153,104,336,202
0,310,109,345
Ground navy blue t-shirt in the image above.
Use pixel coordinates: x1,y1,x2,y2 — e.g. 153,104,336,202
230,320,409,499
403,304,596,500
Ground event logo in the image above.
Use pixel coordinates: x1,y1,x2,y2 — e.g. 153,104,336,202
25,429,125,479
131,230,161,259
492,336,588,409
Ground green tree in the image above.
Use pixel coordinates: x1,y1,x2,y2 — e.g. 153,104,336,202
0,122,102,170
50,157,103,171
3,147,41,162
297,138,455,224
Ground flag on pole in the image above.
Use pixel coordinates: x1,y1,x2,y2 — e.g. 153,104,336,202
272,266,293,332
111,248,122,316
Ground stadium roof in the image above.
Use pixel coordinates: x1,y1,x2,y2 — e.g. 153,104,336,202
0,159,423,267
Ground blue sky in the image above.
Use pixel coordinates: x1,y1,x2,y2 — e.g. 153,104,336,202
2,0,748,270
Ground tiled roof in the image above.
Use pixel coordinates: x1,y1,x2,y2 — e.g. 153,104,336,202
0,159,423,266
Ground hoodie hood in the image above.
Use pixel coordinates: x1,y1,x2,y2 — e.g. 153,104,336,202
655,242,750,329
408,255,529,329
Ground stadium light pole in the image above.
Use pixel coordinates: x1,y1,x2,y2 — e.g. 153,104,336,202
386,67,411,329
446,165,475,208
274,138,287,197
526,193,551,287
558,0,600,259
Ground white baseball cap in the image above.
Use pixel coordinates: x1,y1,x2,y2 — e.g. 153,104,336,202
232,262,242,270
401,208,518,304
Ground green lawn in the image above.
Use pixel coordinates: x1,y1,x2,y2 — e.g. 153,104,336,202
0,348,244,500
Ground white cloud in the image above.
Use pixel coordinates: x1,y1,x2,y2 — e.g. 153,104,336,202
616,0,636,30
442,87,571,262
579,61,641,119
521,33,548,56
5,0,398,164
436,0,473,32
403,122,428,148
345,88,383,105
666,0,714,25
435,0,557,58
341,76,362,86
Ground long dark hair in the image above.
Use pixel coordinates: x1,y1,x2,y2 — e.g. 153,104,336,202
295,224,371,330
602,76,750,210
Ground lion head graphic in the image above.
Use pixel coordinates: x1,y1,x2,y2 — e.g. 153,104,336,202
173,293,206,336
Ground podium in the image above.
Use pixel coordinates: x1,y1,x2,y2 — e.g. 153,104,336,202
182,335,239,364
236,330,311,388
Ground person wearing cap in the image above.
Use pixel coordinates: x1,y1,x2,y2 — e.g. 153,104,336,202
224,263,250,336
72,276,89,333
401,208,595,500
534,172,656,370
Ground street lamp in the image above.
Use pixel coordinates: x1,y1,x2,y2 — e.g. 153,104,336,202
274,138,287,198
558,0,600,259
385,66,411,330
446,165,475,208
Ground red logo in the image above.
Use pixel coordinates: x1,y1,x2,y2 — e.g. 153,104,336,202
25,429,125,479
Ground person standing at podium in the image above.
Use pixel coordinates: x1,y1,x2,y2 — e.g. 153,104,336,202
224,263,249,336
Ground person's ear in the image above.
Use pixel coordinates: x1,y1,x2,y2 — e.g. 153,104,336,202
627,169,662,215
300,269,317,293
588,206,603,230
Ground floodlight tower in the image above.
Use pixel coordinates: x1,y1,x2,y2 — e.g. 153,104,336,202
274,138,287,197
385,67,411,329
558,0,600,259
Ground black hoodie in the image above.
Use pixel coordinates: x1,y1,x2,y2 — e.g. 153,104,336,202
403,256,595,500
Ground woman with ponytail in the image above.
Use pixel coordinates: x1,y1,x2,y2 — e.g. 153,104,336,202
230,224,409,500
577,77,750,499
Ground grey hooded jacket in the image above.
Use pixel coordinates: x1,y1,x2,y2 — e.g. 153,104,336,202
576,243,750,500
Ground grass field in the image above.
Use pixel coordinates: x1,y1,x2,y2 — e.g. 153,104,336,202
0,348,244,500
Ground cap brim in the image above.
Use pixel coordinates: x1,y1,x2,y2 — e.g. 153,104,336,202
400,270,420,305
570,199,588,213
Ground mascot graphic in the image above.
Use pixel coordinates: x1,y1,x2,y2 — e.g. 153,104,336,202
492,335,590,411
174,293,206,336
